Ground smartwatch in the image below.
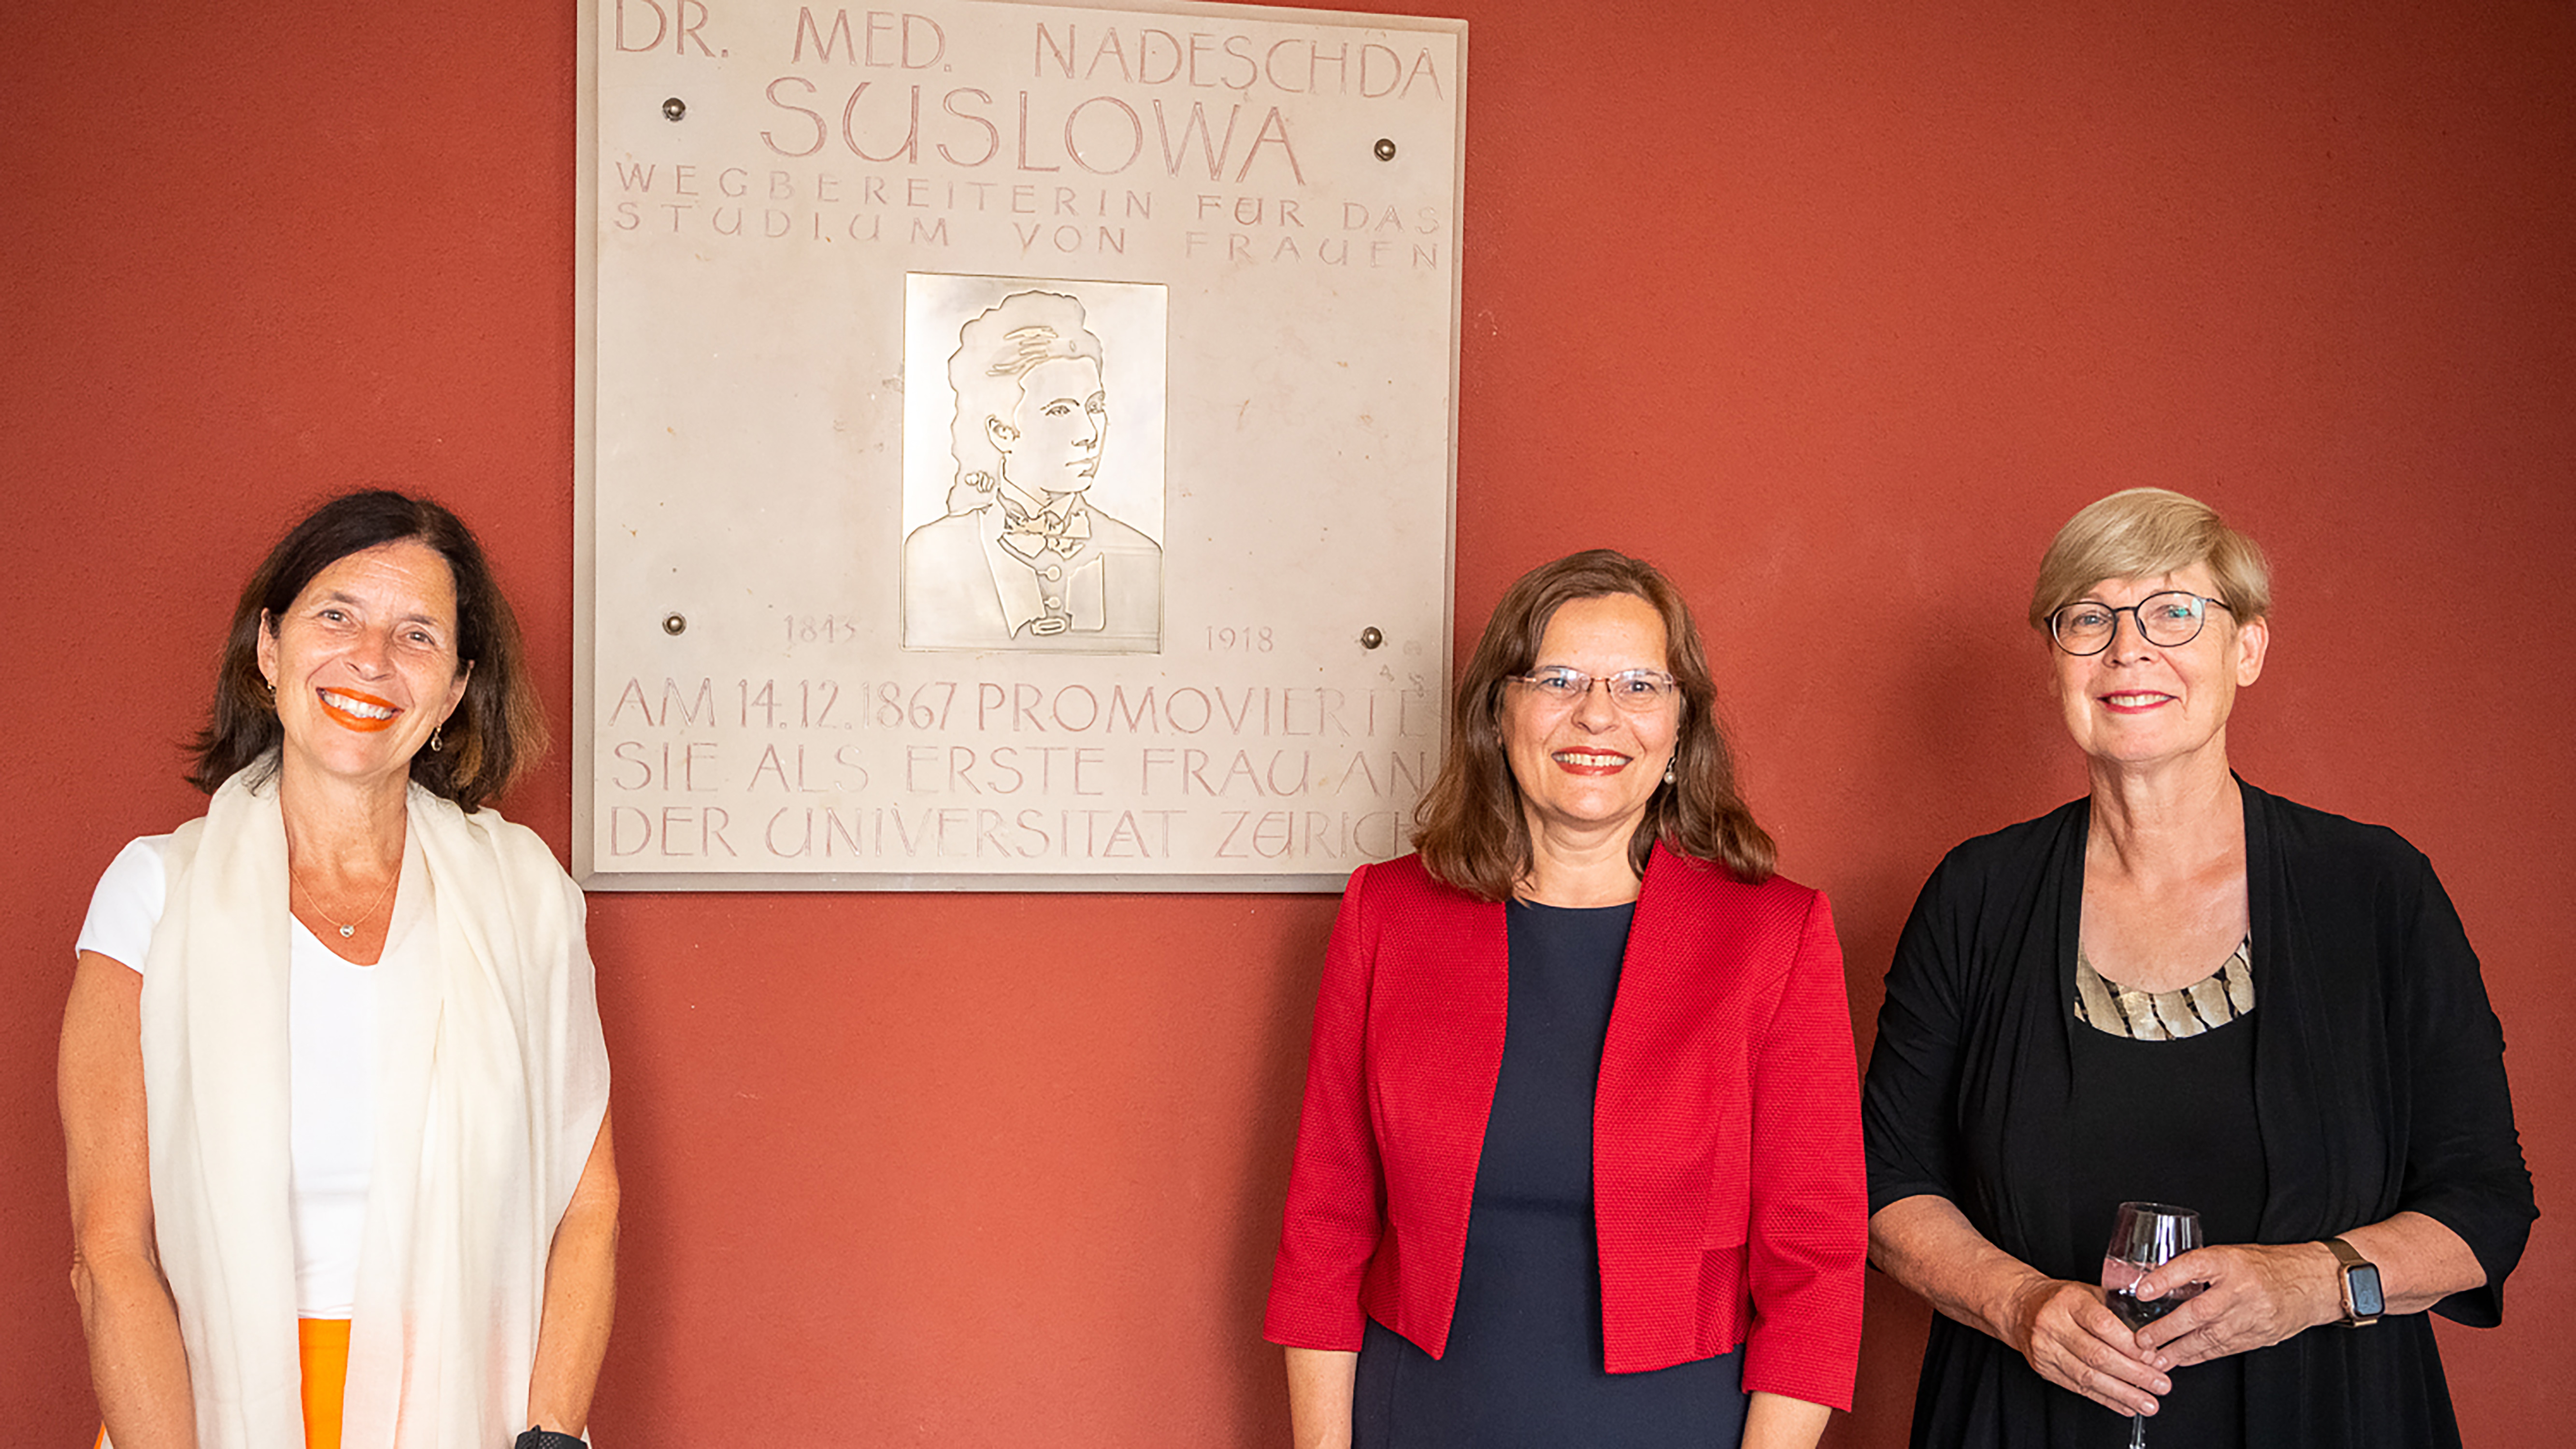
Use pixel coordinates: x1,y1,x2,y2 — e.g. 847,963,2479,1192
2324,1236,2383,1326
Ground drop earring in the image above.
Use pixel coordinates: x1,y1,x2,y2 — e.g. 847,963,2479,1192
429,725,444,753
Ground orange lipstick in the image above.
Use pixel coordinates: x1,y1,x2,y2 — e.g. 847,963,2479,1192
317,688,401,733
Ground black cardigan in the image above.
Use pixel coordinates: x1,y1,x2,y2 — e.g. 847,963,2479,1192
1861,781,2535,1448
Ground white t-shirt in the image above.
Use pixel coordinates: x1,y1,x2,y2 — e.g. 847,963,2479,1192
78,835,404,1320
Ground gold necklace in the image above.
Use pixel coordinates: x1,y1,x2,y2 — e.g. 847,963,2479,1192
293,858,400,939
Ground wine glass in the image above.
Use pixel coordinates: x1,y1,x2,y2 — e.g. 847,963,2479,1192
2100,1202,2203,1449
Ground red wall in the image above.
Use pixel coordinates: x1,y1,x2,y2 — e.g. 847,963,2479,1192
6,2,2569,1444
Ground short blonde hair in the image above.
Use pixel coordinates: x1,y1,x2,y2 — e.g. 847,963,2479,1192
2029,487,2273,631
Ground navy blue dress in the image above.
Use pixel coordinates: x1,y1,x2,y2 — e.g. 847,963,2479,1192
1353,899,1751,1449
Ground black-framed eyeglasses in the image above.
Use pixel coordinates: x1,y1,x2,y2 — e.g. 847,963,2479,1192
1507,667,1679,712
2047,591,2233,656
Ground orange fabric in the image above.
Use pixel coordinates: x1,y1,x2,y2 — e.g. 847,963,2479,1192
299,1317,351,1449
90,1318,350,1449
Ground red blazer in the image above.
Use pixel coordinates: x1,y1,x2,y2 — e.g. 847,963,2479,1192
1263,845,1865,1409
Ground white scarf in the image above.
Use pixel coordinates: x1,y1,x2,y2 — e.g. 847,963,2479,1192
140,768,610,1449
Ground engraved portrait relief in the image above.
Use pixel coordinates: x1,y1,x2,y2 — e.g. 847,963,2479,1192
902,281,1167,652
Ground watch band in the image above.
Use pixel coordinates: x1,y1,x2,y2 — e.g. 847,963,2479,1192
2323,1236,2382,1326
513,1430,586,1449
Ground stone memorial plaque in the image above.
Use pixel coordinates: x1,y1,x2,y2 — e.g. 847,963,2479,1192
576,0,1465,888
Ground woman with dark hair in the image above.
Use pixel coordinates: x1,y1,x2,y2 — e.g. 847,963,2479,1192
1861,488,2533,1447
1265,550,1865,1449
61,491,615,1449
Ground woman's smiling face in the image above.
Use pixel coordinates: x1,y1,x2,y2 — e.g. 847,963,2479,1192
257,540,470,791
2051,561,2267,774
1501,592,1680,849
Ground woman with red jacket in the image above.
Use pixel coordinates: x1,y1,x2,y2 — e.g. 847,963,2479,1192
1265,550,1865,1449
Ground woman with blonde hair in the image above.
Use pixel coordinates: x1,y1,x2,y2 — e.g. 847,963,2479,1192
1863,487,2533,1447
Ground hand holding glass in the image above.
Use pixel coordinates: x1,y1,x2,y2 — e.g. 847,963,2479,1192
2101,1202,2204,1449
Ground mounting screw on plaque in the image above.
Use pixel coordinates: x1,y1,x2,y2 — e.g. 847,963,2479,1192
662,97,688,122
662,612,688,636
1373,138,1397,161
1360,627,1385,649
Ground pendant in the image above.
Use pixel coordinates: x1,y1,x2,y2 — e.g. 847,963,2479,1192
339,924,356,938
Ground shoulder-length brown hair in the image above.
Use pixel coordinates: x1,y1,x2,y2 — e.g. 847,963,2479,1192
189,490,546,812
1411,549,1776,901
